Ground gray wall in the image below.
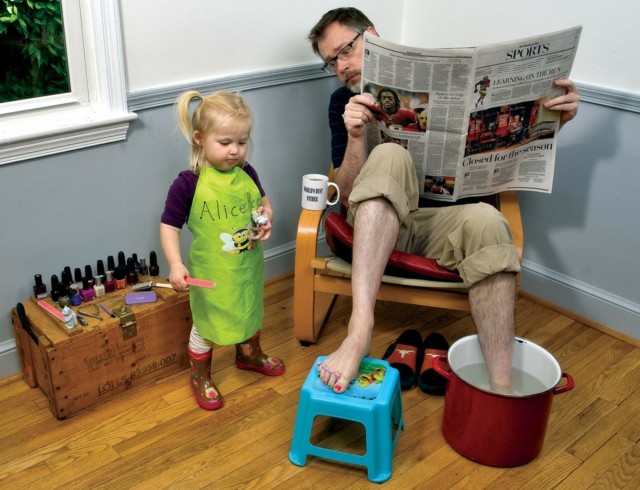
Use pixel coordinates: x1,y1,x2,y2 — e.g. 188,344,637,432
3,77,638,379
519,94,640,340
0,76,336,377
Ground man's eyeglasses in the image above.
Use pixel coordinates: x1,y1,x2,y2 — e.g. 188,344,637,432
322,32,362,73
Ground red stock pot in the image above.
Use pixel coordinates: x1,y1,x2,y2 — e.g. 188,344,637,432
433,335,573,467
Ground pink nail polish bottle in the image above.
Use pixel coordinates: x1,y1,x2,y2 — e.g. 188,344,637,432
79,278,95,302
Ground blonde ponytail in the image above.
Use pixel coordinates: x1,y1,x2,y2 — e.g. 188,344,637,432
174,90,253,173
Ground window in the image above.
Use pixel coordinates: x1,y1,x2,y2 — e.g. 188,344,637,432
0,0,70,103
0,0,136,165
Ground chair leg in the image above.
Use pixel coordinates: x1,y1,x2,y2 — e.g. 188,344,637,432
294,208,338,344
294,273,337,345
312,290,338,342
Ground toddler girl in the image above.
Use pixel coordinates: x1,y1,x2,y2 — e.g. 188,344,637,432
160,90,285,410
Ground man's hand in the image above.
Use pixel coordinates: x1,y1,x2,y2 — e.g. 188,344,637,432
544,79,579,128
343,93,377,137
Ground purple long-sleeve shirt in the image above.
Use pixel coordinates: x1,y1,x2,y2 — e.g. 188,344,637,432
161,164,265,229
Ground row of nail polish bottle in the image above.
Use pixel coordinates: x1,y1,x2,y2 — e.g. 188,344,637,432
35,251,160,308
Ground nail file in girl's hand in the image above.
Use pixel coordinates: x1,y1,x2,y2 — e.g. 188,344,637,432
185,277,216,288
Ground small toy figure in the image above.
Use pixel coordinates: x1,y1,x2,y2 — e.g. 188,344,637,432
62,306,77,329
251,210,269,227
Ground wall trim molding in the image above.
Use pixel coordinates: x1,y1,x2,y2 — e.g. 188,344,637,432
576,82,640,114
127,67,640,113
127,64,332,111
520,259,640,341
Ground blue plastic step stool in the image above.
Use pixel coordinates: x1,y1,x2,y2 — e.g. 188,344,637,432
289,356,404,483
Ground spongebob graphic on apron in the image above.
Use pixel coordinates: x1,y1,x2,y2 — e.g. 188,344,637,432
187,166,263,345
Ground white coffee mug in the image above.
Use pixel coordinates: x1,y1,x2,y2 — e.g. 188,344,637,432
301,174,340,210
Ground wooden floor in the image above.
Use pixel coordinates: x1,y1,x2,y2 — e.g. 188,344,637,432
1,276,639,489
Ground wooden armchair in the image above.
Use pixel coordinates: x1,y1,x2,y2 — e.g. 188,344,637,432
293,176,524,345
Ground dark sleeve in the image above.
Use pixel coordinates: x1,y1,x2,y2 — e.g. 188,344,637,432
242,163,266,197
160,171,197,228
329,87,352,169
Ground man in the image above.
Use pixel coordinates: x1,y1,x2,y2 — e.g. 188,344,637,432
474,75,491,107
377,87,416,128
307,7,579,394
429,176,450,195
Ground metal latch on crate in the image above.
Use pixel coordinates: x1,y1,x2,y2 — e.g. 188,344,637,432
114,306,137,340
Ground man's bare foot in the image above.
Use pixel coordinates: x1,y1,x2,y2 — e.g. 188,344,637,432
489,372,512,394
318,334,371,393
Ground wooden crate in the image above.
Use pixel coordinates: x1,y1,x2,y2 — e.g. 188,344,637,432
11,282,192,419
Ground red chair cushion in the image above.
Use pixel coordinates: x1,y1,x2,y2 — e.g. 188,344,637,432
325,213,463,282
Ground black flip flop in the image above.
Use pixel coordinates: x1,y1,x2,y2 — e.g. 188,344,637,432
417,332,449,395
382,329,423,390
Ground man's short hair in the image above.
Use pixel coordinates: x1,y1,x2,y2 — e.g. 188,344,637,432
308,7,375,57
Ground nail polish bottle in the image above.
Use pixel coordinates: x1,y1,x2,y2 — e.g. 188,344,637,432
104,270,117,293
132,253,142,273
62,266,73,287
115,252,127,289
84,264,95,289
94,275,106,298
33,274,48,299
58,285,71,307
126,257,138,284
117,251,126,269
50,274,61,302
138,257,149,276
70,286,82,306
97,259,106,278
80,277,95,302
149,251,160,277
60,269,73,301
114,267,127,290
73,267,83,291
95,260,106,294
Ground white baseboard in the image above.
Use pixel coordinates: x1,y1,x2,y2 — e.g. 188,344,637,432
3,250,638,381
0,339,20,380
267,240,640,343
520,259,640,341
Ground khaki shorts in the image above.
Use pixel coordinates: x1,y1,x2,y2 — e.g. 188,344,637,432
346,143,520,287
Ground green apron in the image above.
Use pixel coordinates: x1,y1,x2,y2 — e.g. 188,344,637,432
187,166,264,345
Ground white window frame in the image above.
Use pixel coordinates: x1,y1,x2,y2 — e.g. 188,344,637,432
0,0,136,166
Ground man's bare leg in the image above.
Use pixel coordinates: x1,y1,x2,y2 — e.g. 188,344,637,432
318,197,399,393
468,271,517,392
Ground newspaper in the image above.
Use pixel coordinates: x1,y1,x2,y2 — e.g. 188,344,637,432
361,26,582,201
